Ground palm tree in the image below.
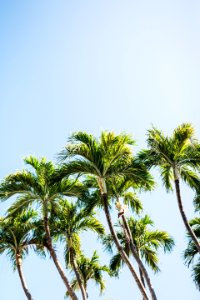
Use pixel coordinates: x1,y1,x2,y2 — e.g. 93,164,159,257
104,215,174,287
184,217,200,290
102,175,158,300
0,156,83,300
0,209,36,300
138,123,200,254
66,251,110,298
58,131,156,300
53,199,105,300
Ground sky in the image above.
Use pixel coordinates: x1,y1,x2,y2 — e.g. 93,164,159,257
0,1,200,299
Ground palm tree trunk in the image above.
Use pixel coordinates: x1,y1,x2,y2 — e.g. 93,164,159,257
101,193,149,300
139,267,146,300
70,251,88,300
119,220,147,300
139,266,146,288
121,215,157,300
138,251,146,300
44,216,78,300
174,179,200,254
16,254,33,300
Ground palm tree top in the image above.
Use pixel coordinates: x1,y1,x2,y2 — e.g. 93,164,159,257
0,156,84,217
143,123,198,163
0,209,38,269
58,131,155,199
103,214,174,274
66,250,110,298
58,131,135,178
138,123,200,191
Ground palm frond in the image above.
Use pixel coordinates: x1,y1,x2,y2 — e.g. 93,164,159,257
160,164,173,192
7,195,38,217
123,192,143,214
140,246,160,273
180,167,200,191
109,253,122,275
192,260,200,290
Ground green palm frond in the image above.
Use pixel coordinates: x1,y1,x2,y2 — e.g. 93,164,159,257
62,160,100,177
109,253,122,275
143,231,175,252
24,156,41,170
0,172,40,201
137,149,162,169
180,167,200,191
7,194,38,217
0,209,39,270
110,161,154,193
102,234,115,254
184,217,200,290
78,189,103,212
172,123,195,155
66,250,109,297
184,221,200,288
147,127,173,164
192,261,200,290
76,218,105,236
140,246,160,273
123,192,143,214
59,131,135,179
160,164,173,191
107,215,174,275
184,240,198,266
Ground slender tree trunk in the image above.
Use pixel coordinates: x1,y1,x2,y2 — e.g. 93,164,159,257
139,266,146,287
16,254,33,300
43,216,78,300
70,250,88,300
174,179,200,254
121,215,157,300
137,251,146,300
101,193,149,300
139,268,146,300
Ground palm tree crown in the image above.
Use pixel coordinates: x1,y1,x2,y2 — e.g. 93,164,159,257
0,209,37,300
138,123,200,191
66,251,110,298
104,215,174,274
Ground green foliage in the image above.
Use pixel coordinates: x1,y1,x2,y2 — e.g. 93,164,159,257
184,217,200,290
66,251,110,298
51,199,105,265
0,126,199,298
104,215,174,274
138,123,200,191
0,209,38,270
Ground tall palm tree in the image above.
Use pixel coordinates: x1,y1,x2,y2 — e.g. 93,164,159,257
0,209,36,300
58,131,156,300
101,175,158,300
66,251,110,298
138,123,200,254
0,156,83,300
104,215,174,287
53,199,105,300
184,217,200,290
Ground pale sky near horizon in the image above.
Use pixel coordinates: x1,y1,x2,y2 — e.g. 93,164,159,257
0,1,200,299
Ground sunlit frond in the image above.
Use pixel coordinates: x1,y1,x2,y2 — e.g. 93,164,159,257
160,164,173,192
123,192,143,214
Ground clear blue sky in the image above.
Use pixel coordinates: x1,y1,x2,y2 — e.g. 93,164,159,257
0,1,200,299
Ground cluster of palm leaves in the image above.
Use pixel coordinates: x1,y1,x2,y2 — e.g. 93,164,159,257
0,123,200,300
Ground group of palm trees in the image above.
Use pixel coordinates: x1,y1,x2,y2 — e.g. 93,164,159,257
0,123,200,300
